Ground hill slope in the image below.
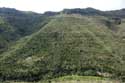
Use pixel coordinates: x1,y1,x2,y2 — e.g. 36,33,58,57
0,7,125,54
0,15,125,81
0,7,50,54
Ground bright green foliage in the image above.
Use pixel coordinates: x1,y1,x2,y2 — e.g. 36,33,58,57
38,75,119,83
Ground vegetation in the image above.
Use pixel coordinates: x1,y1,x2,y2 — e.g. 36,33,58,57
2,76,120,83
41,75,120,83
0,7,51,54
0,7,125,82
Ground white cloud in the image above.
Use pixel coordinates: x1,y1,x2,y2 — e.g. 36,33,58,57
0,0,124,13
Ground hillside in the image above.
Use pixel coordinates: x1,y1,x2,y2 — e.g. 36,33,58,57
0,7,51,54
44,7,125,18
0,14,125,82
0,7,125,54
0,16,15,53
5,76,120,83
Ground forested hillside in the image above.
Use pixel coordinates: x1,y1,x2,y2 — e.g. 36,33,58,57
0,7,125,82
0,7,51,54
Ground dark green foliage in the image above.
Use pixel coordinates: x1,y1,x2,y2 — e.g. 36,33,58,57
0,7,50,54
84,70,97,76
112,17,122,24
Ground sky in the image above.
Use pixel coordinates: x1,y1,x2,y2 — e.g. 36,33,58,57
0,0,124,13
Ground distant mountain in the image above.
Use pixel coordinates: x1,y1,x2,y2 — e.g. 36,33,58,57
43,7,125,18
62,7,103,15
105,8,125,18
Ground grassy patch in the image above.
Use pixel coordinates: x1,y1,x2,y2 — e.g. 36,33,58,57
39,75,119,83
2,76,119,83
